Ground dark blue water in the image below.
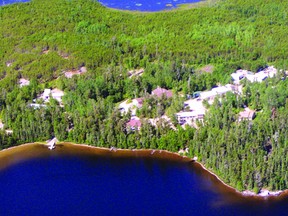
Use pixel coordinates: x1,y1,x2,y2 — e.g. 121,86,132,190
98,0,201,11
0,153,287,216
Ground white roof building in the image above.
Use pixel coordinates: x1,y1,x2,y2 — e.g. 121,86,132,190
38,88,64,103
200,91,218,101
263,66,277,78
177,98,207,126
119,98,143,116
51,88,65,102
176,110,205,125
29,103,47,109
211,85,232,94
19,78,30,87
231,66,277,84
199,85,233,102
231,69,251,84
42,89,51,102
184,99,206,111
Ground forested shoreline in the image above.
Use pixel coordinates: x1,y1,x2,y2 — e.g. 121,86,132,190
0,0,288,192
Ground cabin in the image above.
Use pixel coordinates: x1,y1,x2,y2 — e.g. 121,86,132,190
19,78,30,87
152,87,173,98
51,88,65,102
64,66,87,78
5,129,13,135
39,88,64,103
42,89,51,102
238,108,256,121
128,68,144,78
119,98,143,116
126,118,142,131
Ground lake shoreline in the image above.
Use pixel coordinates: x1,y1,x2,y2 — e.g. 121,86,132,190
194,161,288,199
1,142,288,200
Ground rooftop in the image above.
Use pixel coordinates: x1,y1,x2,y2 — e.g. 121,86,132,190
231,66,277,84
19,78,30,87
152,87,173,98
64,67,87,78
238,108,256,121
126,118,142,129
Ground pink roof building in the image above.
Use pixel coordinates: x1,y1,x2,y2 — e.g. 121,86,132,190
126,119,142,130
152,87,173,98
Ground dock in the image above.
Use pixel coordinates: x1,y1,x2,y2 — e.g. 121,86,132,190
47,137,58,150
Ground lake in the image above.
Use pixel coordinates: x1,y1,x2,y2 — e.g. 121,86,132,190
0,143,287,216
1,0,29,6
97,0,202,11
1,0,201,11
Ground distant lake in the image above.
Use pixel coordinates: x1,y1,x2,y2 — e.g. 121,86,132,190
0,143,287,216
98,0,202,11
1,0,29,6
1,0,202,11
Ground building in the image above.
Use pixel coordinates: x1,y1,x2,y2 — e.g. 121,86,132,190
5,129,13,135
149,115,176,130
36,88,65,103
176,110,205,125
177,98,206,125
184,99,206,111
199,90,218,102
64,67,87,78
42,89,51,102
231,66,277,84
128,68,144,78
126,118,142,131
51,88,65,102
231,69,253,84
29,103,47,109
152,87,173,98
238,108,256,121
132,98,143,108
199,85,232,102
119,98,143,116
19,78,30,87
262,66,277,78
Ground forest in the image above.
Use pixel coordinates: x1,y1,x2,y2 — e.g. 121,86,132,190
0,0,288,192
